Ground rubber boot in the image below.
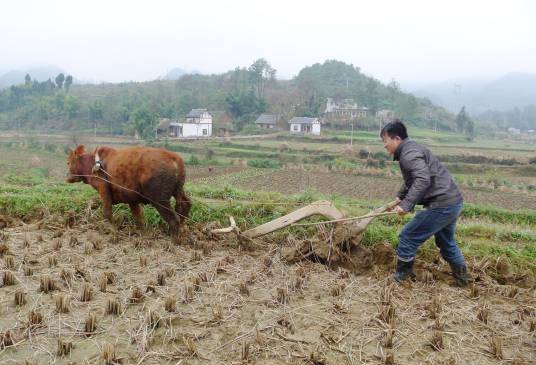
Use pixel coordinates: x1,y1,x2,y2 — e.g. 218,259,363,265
449,262,470,287
393,259,416,283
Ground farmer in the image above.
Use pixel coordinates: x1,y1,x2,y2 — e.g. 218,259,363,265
381,119,469,286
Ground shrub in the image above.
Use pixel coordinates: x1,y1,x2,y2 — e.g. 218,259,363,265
44,143,57,153
358,149,369,159
372,151,389,161
187,155,200,165
279,143,290,152
247,158,281,169
365,158,379,168
205,148,215,160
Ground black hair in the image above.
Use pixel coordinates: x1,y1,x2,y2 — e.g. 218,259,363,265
380,118,408,140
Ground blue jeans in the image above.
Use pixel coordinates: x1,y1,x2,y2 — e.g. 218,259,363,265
397,202,465,266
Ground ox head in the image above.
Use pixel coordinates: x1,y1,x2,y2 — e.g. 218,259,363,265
66,145,88,183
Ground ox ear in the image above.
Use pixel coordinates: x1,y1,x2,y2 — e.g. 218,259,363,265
74,145,85,156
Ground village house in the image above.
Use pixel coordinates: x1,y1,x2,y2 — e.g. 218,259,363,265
376,109,395,122
156,109,213,138
254,113,283,130
288,117,321,136
324,97,369,121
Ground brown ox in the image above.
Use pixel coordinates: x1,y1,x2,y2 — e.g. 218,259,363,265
66,145,191,235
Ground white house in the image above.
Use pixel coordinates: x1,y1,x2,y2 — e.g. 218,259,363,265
324,97,369,119
158,109,213,138
289,117,321,136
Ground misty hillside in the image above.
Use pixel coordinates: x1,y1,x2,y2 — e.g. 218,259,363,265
163,67,188,80
0,66,66,89
411,73,536,115
0,60,453,136
163,67,202,80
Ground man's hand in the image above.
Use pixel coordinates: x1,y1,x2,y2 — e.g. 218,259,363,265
393,205,408,216
387,197,402,212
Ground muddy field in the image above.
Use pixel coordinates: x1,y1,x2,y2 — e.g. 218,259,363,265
0,215,535,364
217,169,536,211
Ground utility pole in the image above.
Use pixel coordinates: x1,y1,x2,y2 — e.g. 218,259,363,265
379,118,382,136
350,122,354,146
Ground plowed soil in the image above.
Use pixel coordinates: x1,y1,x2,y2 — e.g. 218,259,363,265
230,169,536,210
0,216,534,364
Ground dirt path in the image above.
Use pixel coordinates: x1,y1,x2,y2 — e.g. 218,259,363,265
0,218,534,364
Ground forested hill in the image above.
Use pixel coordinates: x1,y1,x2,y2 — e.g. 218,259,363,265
0,60,453,137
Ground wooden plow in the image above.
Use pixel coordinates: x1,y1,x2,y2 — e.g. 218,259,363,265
211,200,399,270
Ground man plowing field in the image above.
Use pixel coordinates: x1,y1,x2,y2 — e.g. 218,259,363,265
381,119,469,286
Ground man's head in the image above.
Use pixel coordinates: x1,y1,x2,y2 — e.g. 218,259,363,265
380,119,408,155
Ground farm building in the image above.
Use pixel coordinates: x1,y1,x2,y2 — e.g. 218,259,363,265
254,113,284,130
288,117,321,136
156,109,213,138
324,97,369,121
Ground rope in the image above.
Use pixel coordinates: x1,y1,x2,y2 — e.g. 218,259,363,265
71,173,196,223
291,211,400,227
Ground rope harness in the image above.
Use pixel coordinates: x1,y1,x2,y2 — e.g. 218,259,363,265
71,171,195,223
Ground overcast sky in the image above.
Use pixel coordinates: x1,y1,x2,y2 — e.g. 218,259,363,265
1,0,534,85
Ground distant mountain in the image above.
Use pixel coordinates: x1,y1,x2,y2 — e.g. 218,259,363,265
163,67,202,80
0,65,66,89
407,73,536,115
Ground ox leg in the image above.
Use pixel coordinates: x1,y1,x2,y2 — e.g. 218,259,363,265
97,187,116,233
175,190,191,228
129,203,145,229
98,188,113,222
153,201,180,237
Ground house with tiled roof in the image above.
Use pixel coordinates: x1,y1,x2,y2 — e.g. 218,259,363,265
288,117,321,136
254,113,282,130
156,109,212,138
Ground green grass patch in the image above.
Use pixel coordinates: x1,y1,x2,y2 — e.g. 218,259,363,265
462,203,536,226
247,158,281,169
2,178,535,273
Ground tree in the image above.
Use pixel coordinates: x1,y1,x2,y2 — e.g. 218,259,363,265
55,73,65,89
65,95,80,119
130,106,156,139
88,100,104,122
465,119,476,141
387,78,400,102
455,106,468,133
225,90,267,130
54,92,65,111
364,79,381,113
24,74,31,85
248,58,276,99
64,75,73,92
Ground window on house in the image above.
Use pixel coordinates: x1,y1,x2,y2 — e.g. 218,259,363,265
203,129,208,136
293,125,299,131
178,126,183,136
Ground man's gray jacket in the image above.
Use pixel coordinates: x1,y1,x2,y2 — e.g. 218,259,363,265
394,138,463,212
